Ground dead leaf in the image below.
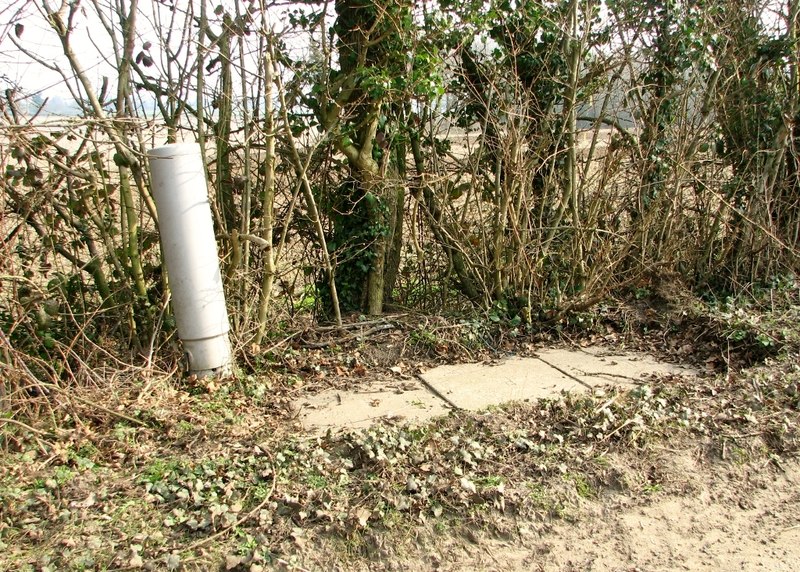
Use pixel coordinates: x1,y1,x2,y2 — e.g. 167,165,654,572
460,477,476,494
353,507,371,527
15,23,24,37
70,492,96,509
129,552,144,568
291,527,306,549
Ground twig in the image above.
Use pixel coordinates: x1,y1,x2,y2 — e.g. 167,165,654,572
602,418,635,442
0,418,52,455
11,350,153,429
137,363,180,404
593,395,619,415
781,524,800,533
720,431,762,439
0,417,51,436
300,323,397,348
312,315,407,332
584,371,646,382
65,392,150,428
260,330,304,353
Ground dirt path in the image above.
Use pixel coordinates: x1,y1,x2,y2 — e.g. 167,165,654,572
422,457,800,571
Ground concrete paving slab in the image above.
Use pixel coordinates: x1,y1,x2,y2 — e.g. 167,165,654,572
296,349,698,433
419,351,697,412
297,381,450,434
536,348,696,387
418,356,589,410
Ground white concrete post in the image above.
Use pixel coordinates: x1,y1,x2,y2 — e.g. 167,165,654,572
147,143,232,376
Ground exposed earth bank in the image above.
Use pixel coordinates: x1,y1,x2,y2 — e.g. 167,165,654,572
326,454,800,572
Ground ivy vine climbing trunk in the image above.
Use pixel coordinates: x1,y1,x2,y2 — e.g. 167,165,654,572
315,0,413,316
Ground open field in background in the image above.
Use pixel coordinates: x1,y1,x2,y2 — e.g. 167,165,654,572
0,114,619,287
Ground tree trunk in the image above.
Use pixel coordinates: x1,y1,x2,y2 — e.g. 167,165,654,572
317,0,411,315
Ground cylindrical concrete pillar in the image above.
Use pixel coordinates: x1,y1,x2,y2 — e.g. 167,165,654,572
147,143,232,376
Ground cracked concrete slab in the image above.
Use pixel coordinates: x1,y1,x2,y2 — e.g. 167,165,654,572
417,356,591,410
419,351,697,412
297,380,450,434
296,349,698,433
535,347,696,388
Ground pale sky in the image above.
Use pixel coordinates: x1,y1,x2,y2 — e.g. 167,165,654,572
2,0,790,112
1,0,314,111
2,1,114,98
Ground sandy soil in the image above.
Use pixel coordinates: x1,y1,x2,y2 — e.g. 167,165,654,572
416,456,800,572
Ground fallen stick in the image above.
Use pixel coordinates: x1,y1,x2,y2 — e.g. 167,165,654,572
300,323,397,348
